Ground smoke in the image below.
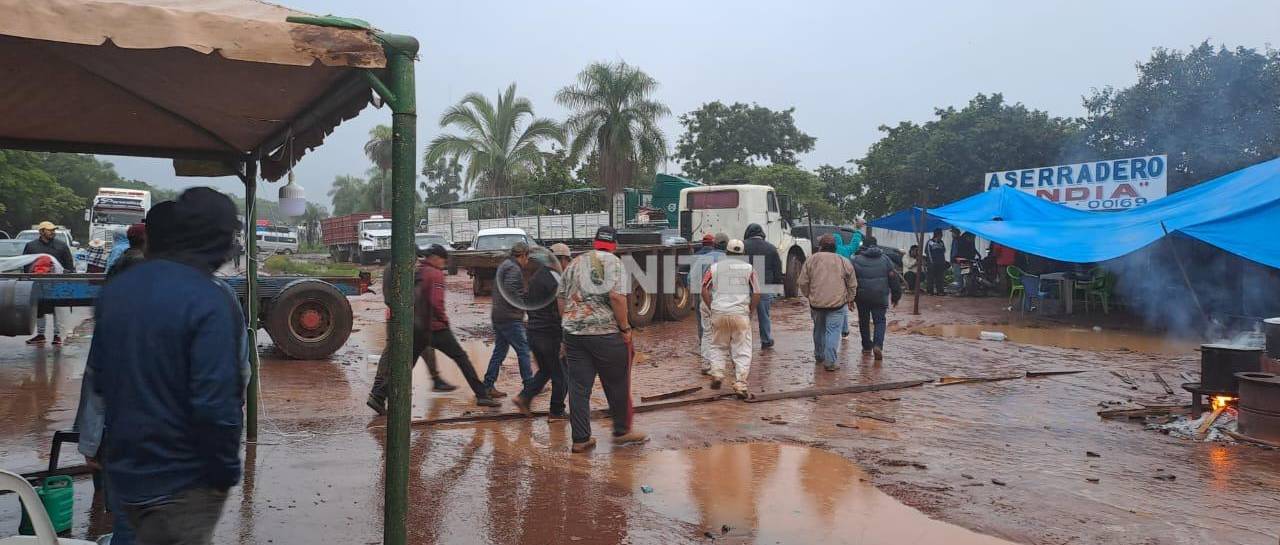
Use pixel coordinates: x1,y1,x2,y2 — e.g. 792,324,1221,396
1103,235,1280,341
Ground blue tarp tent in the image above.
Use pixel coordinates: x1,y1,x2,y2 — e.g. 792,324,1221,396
868,156,1280,268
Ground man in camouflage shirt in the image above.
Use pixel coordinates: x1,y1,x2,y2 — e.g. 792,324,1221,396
557,226,647,453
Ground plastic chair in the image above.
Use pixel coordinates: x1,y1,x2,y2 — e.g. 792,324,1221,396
0,470,95,545
1084,272,1114,314
1006,266,1025,305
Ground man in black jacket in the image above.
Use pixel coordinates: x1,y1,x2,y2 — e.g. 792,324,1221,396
482,242,534,398
742,223,781,349
512,244,571,419
852,237,902,360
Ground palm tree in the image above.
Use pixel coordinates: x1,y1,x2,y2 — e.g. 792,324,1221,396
327,174,369,216
364,125,393,210
424,83,564,197
556,62,670,197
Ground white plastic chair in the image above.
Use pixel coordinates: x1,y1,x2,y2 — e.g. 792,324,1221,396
0,470,95,545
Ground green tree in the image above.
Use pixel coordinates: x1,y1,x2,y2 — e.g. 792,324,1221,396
420,156,464,206
0,150,85,236
1080,42,1280,191
327,174,371,216
364,125,393,210
851,93,1079,218
513,148,589,196
815,165,861,222
557,62,670,197
740,164,839,222
675,101,816,181
424,83,564,197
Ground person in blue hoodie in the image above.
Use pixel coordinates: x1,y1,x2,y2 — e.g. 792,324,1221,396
88,188,244,545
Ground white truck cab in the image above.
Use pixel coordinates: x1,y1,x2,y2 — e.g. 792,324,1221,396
678,184,812,296
357,215,393,262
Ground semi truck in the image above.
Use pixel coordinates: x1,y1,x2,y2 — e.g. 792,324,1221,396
85,187,151,246
321,213,393,264
678,184,812,296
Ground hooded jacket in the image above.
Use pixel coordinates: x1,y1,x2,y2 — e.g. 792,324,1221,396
742,223,783,287
89,188,245,503
852,245,903,306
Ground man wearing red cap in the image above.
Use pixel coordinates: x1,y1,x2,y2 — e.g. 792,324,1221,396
558,226,646,452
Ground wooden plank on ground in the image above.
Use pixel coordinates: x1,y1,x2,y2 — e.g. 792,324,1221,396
1152,372,1175,395
936,375,1022,386
1025,369,1087,377
745,379,928,403
1097,405,1192,419
640,386,703,403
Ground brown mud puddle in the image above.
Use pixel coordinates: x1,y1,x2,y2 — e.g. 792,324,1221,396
634,443,1020,544
917,323,1200,354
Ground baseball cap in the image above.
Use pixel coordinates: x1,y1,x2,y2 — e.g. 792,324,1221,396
425,244,449,259
37,221,56,231
726,239,746,255
595,226,618,243
701,233,715,244
549,243,572,258
714,232,730,246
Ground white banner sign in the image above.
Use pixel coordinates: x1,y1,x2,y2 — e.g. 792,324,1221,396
984,155,1168,210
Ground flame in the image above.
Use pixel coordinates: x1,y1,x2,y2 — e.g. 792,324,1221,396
1210,395,1236,411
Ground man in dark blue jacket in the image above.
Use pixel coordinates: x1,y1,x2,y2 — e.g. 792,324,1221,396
89,188,244,545
742,223,781,349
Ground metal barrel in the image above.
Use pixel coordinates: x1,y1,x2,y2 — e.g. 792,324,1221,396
0,280,40,336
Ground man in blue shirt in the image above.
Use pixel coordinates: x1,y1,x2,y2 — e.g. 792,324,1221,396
89,188,244,545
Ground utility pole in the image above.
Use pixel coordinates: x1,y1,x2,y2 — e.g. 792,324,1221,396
912,190,928,316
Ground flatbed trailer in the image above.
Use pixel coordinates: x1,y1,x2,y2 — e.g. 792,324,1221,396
450,242,694,326
0,272,371,359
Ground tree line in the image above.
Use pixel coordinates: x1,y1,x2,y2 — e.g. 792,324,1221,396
329,42,1279,226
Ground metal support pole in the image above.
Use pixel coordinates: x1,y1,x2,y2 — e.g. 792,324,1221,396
375,32,419,545
1160,221,1207,325
912,194,928,316
242,161,261,440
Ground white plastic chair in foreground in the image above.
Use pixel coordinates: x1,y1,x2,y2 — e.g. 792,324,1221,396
0,470,94,545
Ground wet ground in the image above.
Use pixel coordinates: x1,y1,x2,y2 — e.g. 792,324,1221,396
2,274,1279,544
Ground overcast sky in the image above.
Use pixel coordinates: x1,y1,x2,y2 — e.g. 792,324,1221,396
102,0,1276,207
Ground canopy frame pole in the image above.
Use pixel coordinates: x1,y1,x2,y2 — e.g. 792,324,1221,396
912,194,928,316
1159,221,1208,327
237,161,261,442
369,33,419,545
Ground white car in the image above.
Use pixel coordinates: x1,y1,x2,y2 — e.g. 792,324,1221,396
468,227,532,251
415,232,452,254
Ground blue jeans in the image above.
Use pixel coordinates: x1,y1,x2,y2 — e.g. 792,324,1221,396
841,312,850,336
856,301,888,350
484,321,534,389
811,307,846,366
756,293,774,346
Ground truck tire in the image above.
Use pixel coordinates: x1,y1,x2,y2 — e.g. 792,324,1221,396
628,278,656,327
659,275,692,321
264,280,353,360
784,250,805,298
0,280,39,336
472,274,492,297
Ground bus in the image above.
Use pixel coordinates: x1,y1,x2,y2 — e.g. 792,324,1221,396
256,225,299,254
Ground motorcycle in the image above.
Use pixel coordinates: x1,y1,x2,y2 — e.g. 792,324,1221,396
956,257,999,296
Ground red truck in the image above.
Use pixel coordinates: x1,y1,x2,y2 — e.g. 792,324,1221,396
321,212,392,264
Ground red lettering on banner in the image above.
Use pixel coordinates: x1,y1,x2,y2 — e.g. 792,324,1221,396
1110,183,1139,199
1066,187,1090,201
1036,189,1061,201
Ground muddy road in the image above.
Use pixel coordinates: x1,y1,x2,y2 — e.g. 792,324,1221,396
2,274,1277,544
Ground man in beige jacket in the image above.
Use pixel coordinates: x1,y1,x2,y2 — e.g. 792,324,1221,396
797,234,858,371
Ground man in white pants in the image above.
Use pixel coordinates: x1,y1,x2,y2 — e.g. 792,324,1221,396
700,239,759,397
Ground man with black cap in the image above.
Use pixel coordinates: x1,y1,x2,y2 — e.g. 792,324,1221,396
368,244,498,413
558,225,646,453
483,241,535,398
742,223,780,349
87,188,245,545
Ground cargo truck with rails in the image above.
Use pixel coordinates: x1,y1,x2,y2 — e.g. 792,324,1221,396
321,213,393,264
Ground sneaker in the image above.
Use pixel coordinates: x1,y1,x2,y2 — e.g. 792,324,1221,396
432,379,458,392
824,363,838,372
873,347,884,361
613,430,648,445
475,397,501,408
732,383,749,398
571,438,597,453
366,394,387,416
25,335,45,345
486,387,507,399
709,378,722,390
761,342,774,350
547,412,569,422
512,394,532,416
51,336,63,346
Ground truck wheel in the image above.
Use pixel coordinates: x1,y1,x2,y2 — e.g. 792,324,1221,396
659,276,692,321
264,280,353,360
472,275,493,297
0,280,39,336
784,251,805,298
628,279,656,327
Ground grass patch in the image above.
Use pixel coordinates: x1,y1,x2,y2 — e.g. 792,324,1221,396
262,255,359,277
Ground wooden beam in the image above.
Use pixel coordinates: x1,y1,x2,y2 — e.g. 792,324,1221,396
640,386,703,403
745,379,928,403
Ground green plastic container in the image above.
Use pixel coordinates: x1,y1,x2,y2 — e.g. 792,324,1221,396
18,475,74,535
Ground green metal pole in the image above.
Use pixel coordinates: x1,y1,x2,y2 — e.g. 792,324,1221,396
379,33,419,545
243,161,261,441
